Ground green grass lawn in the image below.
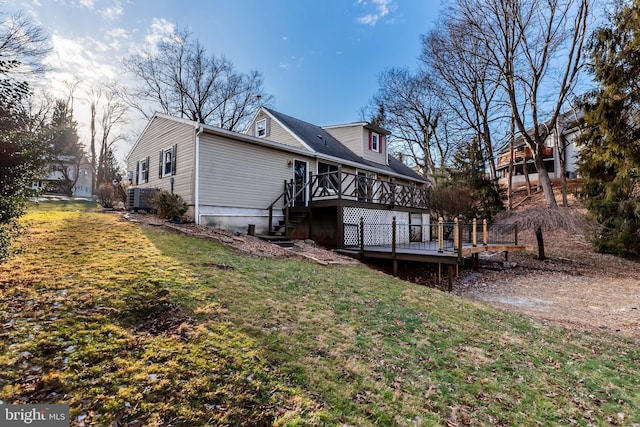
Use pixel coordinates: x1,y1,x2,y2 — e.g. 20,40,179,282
1,202,639,426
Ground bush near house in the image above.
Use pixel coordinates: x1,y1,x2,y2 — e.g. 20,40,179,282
150,190,188,219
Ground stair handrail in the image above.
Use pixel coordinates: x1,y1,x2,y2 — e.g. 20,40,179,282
267,178,312,235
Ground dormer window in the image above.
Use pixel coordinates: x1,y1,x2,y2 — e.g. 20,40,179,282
369,131,382,153
256,118,267,138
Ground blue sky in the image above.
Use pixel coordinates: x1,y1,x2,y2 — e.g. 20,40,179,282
5,0,443,159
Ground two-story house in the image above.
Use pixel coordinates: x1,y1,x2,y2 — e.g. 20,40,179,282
125,107,431,248
33,155,93,198
496,111,583,190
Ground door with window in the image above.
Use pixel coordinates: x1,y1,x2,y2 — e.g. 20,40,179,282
293,159,308,207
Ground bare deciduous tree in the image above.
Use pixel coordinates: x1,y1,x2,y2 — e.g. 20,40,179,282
0,10,49,76
421,18,506,181
96,84,128,187
123,30,271,131
364,68,453,184
454,0,590,208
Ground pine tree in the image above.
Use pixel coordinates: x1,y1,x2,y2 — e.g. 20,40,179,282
450,138,504,221
578,0,640,258
50,99,84,196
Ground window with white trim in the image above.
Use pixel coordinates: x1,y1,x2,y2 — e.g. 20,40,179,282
138,157,149,184
255,118,267,138
371,133,379,152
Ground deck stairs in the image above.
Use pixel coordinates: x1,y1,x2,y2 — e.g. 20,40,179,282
259,207,310,248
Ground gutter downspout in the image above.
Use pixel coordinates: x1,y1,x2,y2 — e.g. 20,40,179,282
195,124,203,224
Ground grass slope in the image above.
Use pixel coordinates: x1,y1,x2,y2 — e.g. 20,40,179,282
1,202,639,426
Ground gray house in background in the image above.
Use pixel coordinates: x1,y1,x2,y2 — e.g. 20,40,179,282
496,110,583,190
125,107,431,248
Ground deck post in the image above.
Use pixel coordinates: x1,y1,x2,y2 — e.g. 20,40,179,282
447,265,453,291
457,216,463,264
483,219,488,246
337,166,343,200
473,218,477,247
438,217,443,253
392,216,398,276
514,223,518,245
453,217,459,252
392,216,396,257
359,217,364,256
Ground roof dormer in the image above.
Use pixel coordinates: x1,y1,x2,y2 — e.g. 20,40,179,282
323,122,390,166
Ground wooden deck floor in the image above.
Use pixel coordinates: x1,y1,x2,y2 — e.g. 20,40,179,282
339,241,526,265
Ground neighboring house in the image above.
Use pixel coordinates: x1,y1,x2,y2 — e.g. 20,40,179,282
125,107,431,248
496,111,583,190
33,155,93,198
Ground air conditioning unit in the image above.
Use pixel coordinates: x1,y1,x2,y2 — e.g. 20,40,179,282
126,187,158,211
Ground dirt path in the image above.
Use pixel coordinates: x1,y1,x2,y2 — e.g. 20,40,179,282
454,229,640,339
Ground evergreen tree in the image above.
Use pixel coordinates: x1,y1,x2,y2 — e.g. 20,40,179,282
450,138,504,221
0,62,50,262
50,99,84,196
578,0,640,258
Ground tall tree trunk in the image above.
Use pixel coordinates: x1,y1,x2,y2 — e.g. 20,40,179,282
507,116,515,210
523,158,532,196
535,226,545,260
90,100,97,193
558,132,569,207
534,154,557,207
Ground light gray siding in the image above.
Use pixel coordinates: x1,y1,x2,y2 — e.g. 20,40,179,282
361,129,387,165
198,132,314,209
324,125,388,165
324,125,363,156
126,116,196,204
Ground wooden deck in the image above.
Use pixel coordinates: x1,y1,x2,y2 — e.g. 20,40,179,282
343,242,525,264
337,234,527,291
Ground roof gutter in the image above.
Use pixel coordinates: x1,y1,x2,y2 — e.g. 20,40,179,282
194,124,204,224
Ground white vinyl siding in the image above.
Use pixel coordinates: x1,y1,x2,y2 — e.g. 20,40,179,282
126,116,195,204
198,133,314,209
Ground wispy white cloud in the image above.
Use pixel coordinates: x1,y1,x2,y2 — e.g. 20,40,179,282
356,0,396,26
43,33,118,86
98,3,123,21
144,17,176,49
104,27,129,50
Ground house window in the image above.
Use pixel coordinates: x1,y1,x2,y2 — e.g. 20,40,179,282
164,149,172,176
159,145,177,178
138,157,149,184
256,118,267,138
318,162,339,190
369,131,382,153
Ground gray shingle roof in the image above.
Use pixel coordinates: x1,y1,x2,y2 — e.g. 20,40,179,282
264,108,425,182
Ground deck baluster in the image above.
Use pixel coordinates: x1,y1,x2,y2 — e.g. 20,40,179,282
438,217,443,253
473,218,477,247
453,217,459,252
483,219,488,245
